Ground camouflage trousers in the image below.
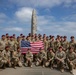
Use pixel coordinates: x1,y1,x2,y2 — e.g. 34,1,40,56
0,60,6,67
25,58,33,67
36,58,47,66
11,58,21,67
45,60,54,67
56,59,65,69
67,59,76,71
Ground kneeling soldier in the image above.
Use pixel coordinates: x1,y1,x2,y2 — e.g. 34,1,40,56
67,47,76,74
2,46,11,68
11,47,22,68
36,48,47,67
55,46,66,72
25,48,33,67
46,48,55,69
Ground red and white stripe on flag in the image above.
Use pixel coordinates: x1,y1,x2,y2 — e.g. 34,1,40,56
21,41,44,54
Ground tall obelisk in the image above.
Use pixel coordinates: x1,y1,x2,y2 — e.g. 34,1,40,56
31,9,37,35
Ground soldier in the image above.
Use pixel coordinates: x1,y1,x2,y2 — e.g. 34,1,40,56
0,50,6,69
2,46,11,68
67,47,76,74
54,38,61,53
50,36,55,52
5,33,9,38
35,48,47,67
11,47,22,68
31,35,35,42
0,35,8,51
69,36,76,52
15,36,21,49
55,46,66,72
46,48,55,69
25,48,33,67
8,36,15,51
62,36,69,52
8,36,15,58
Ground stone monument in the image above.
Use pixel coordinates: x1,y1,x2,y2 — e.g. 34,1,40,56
31,9,37,35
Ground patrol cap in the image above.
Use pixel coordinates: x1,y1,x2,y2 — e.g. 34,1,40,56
6,33,8,35
71,36,74,38
49,35,52,37
17,36,20,38
2,35,5,37
64,36,67,38
22,35,25,38
20,34,23,36
57,35,60,37
51,36,54,38
13,34,15,36
60,36,63,38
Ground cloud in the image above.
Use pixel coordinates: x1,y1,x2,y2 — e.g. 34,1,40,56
15,7,33,23
0,13,8,23
9,0,76,8
37,21,76,37
0,13,7,19
62,14,76,21
3,27,23,32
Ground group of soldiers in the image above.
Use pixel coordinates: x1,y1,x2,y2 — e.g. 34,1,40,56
0,33,76,74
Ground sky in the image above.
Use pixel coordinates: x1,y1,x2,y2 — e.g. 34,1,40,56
0,0,76,39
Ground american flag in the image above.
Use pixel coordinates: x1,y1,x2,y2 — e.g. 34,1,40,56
20,40,44,54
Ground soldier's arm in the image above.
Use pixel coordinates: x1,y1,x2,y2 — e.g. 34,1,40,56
55,51,60,60
61,52,66,60
72,53,76,62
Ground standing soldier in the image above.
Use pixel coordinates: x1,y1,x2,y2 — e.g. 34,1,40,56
46,48,55,69
62,36,69,52
55,46,66,72
25,48,33,67
35,49,47,67
67,47,76,74
69,36,76,52
8,36,15,51
8,36,15,59
0,35,8,51
50,36,55,52
43,37,48,51
54,38,61,53
15,36,21,49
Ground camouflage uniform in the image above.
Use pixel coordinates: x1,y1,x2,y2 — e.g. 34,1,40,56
25,50,33,67
43,39,50,52
62,40,69,52
54,39,61,53
11,50,22,68
50,40,55,52
0,51,6,68
46,49,55,68
69,41,76,52
36,50,47,67
0,39,7,51
2,49,11,67
67,51,76,72
55,48,66,72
